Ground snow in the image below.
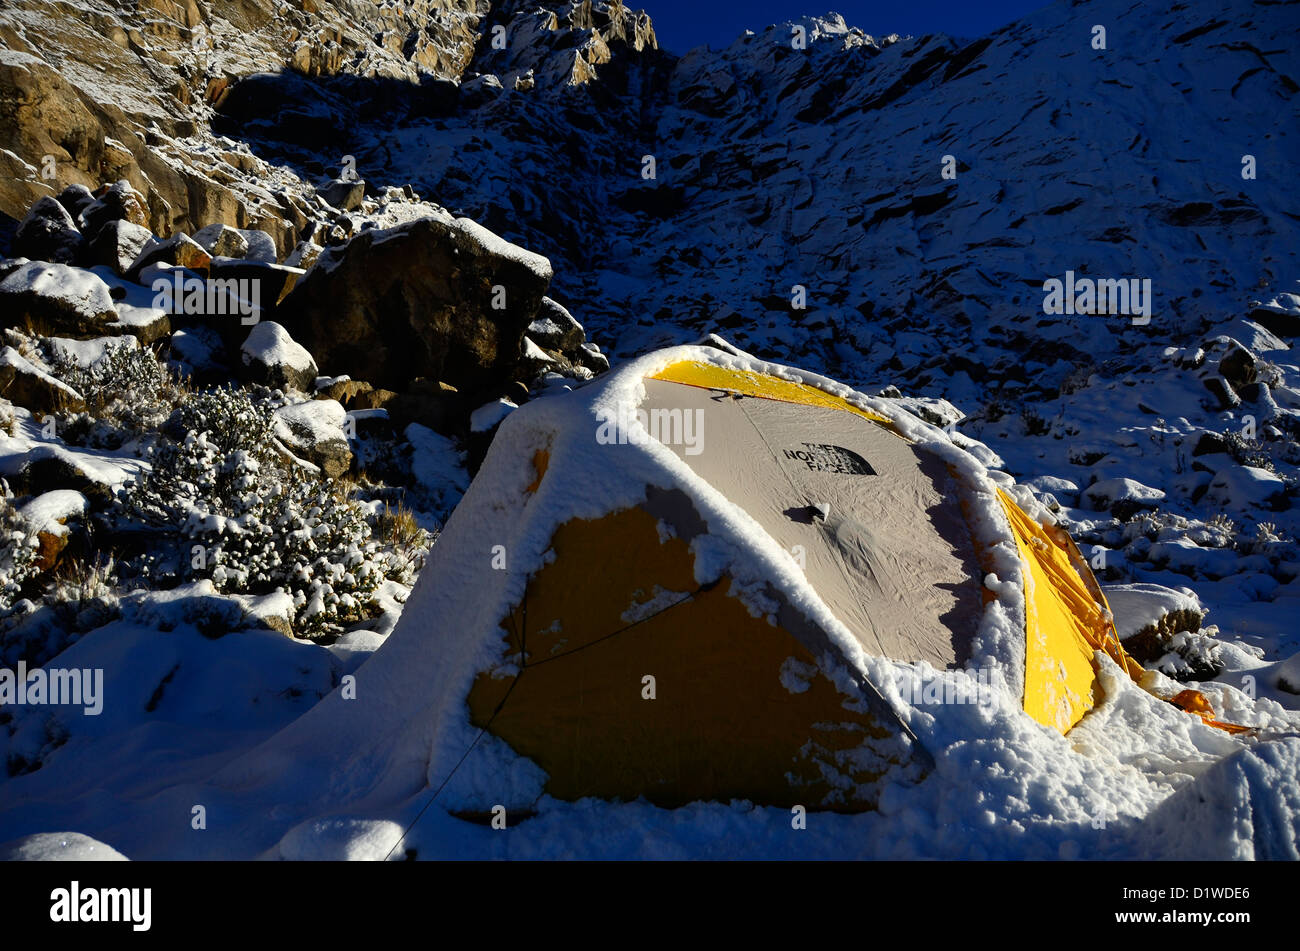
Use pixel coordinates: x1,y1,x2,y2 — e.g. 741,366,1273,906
404,423,470,518
0,340,1294,861
522,337,554,363
87,266,169,337
469,397,517,433
0,832,129,861
43,334,138,368
451,217,552,283
0,347,83,404
0,407,150,490
0,260,116,319
0,0,1298,862
1206,466,1286,512
0,338,1272,863
272,398,347,450
242,321,316,375
236,229,278,265
1082,478,1166,512
1105,583,1203,641
18,490,88,537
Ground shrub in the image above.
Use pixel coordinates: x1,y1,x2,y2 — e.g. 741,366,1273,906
0,482,40,616
120,386,427,637
46,344,188,448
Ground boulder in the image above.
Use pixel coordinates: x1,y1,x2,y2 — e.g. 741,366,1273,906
1200,335,1257,400
1218,342,1257,394
272,398,353,479
234,229,279,264
79,180,149,235
191,223,249,259
383,379,464,434
527,296,585,351
18,489,88,572
54,185,95,223
0,260,118,337
577,341,610,373
1082,477,1165,519
126,233,212,281
209,258,303,309
12,196,83,264
241,321,318,392
314,376,373,406
284,239,323,271
85,218,156,273
1201,375,1239,410
1192,431,1231,457
1206,465,1288,512
276,215,553,398
0,346,84,414
319,179,365,212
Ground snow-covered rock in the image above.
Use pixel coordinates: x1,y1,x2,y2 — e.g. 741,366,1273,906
272,398,352,478
1206,466,1288,513
469,397,517,433
1082,478,1166,517
0,261,118,337
0,346,84,414
241,321,318,393
12,195,82,264
0,832,128,861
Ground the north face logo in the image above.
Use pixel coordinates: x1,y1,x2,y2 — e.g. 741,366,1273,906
782,443,876,475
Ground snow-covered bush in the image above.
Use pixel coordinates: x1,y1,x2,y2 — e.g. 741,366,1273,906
119,386,427,637
0,482,40,616
44,555,121,634
48,344,187,448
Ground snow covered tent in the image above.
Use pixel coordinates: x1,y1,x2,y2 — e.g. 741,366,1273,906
366,340,1149,815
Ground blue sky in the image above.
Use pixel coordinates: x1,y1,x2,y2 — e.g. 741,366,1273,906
644,1,1051,53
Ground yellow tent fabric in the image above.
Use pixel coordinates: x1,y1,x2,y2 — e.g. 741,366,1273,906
649,360,898,429
996,490,1143,730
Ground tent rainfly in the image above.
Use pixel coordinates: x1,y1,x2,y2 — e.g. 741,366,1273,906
333,341,1241,816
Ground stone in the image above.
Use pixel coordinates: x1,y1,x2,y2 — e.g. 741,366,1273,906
527,296,585,352
272,398,353,479
240,321,318,392
126,233,212,281
0,260,119,338
276,215,553,400
0,346,85,414
79,180,149,235
12,196,83,264
191,223,250,259
85,219,156,273
319,179,365,212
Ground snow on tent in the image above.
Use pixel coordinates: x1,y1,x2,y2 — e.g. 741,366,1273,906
276,339,1195,820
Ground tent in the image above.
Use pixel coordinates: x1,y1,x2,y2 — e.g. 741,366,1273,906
403,341,1159,814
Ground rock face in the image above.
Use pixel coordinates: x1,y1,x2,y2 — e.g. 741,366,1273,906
0,0,492,249
276,215,553,397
